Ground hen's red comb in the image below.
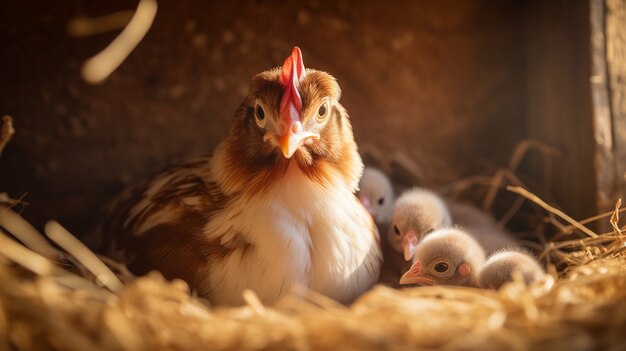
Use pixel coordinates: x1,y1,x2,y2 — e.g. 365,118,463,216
280,47,305,86
279,47,306,126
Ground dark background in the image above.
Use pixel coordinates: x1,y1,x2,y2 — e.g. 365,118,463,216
0,0,599,235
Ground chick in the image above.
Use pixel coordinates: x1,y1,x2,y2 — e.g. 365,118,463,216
388,188,452,261
479,250,545,289
399,227,486,287
357,167,394,225
356,167,403,288
446,201,517,255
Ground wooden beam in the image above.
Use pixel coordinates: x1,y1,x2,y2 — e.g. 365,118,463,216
524,0,597,219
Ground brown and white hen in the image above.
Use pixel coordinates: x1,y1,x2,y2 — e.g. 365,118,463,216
90,47,381,306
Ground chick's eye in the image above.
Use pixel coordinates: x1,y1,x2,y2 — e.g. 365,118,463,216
393,225,401,236
317,102,328,120
425,228,435,235
377,197,385,206
434,262,448,273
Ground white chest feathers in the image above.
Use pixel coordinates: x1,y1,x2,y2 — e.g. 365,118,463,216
204,161,381,305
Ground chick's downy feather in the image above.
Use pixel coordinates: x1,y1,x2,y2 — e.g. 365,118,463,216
91,48,381,306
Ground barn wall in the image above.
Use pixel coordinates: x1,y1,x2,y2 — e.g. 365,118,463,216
1,0,585,233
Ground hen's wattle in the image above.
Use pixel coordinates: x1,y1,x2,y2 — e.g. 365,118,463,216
89,48,381,305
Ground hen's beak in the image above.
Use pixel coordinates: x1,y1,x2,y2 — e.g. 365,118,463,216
403,231,418,261
277,118,319,159
399,261,434,285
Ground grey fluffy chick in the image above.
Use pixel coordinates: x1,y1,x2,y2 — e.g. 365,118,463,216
358,167,394,225
389,188,452,261
446,201,518,255
399,227,486,287
479,250,546,289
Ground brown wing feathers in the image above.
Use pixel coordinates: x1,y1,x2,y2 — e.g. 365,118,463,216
95,155,252,291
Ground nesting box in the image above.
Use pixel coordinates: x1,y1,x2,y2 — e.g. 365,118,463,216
2,1,626,350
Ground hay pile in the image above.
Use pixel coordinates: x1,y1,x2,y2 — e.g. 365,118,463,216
1,194,626,351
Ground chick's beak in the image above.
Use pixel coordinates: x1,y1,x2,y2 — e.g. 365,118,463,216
399,261,433,285
403,231,418,261
358,195,374,215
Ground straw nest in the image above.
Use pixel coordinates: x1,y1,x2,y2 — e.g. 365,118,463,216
1,118,626,350
1,197,625,351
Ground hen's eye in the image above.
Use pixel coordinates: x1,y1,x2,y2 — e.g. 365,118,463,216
425,228,435,235
256,105,265,120
377,197,385,206
393,225,401,236
434,262,448,273
317,102,328,120
254,104,266,128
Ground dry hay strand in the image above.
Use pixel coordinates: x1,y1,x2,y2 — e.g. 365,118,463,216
439,139,559,210
67,10,135,38
1,190,626,350
80,0,158,84
0,116,15,156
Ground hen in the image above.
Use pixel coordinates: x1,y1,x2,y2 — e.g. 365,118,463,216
89,47,381,306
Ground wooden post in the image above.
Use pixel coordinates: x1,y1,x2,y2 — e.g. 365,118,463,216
605,0,626,209
590,0,617,219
